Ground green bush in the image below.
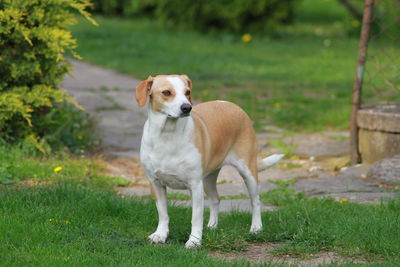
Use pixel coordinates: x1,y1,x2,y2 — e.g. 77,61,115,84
90,0,299,34
31,103,100,154
373,0,400,38
0,0,96,152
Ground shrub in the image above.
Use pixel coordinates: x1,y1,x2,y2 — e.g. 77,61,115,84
89,0,155,16
31,103,100,154
90,0,300,34
373,0,400,38
0,0,96,152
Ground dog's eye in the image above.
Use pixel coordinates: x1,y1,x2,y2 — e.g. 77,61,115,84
162,90,171,96
185,90,191,96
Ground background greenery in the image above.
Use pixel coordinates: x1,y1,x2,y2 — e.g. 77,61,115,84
89,0,299,34
0,0,96,153
72,0,400,131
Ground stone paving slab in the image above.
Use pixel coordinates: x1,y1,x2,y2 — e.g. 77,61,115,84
293,165,398,204
61,59,145,154
215,182,278,196
172,199,276,213
257,132,350,159
293,174,382,195
118,182,277,199
67,92,116,111
312,192,398,204
118,186,150,197
101,91,141,110
95,110,145,130
61,59,139,91
289,133,349,158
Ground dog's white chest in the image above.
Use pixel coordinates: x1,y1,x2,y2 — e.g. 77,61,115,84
140,119,202,190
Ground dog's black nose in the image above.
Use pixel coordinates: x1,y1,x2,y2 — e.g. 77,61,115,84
180,103,192,114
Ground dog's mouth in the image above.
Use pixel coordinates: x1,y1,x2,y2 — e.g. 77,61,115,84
180,112,191,117
167,113,190,119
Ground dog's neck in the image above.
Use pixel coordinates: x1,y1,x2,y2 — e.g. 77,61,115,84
147,107,191,136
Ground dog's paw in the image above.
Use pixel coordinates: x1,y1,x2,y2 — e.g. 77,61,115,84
184,237,201,248
207,220,218,229
250,224,262,234
149,232,168,244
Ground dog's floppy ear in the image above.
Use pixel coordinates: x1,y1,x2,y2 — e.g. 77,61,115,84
181,74,192,89
135,76,154,107
180,74,192,103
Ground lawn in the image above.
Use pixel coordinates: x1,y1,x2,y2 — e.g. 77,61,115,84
70,0,399,131
1,146,400,266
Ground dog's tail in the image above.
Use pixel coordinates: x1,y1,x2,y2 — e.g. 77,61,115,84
258,154,284,172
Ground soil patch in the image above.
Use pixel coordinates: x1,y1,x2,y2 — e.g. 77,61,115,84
103,155,147,185
209,243,366,266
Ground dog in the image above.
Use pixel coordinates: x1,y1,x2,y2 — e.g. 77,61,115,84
135,74,283,248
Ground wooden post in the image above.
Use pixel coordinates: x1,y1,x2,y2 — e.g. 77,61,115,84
350,0,375,165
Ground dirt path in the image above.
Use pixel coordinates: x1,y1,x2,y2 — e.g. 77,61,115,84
61,59,145,157
61,59,397,210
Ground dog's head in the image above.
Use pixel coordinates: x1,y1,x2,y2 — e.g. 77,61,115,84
135,74,192,118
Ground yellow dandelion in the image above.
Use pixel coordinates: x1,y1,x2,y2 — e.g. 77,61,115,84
274,103,281,108
77,136,83,140
352,20,360,28
241,33,252,43
54,166,63,173
323,39,331,47
338,198,349,203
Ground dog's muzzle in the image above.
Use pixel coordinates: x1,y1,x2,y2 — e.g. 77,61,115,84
180,103,192,116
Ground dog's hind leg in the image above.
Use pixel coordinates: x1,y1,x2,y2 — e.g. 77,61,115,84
230,153,262,233
204,169,221,228
238,167,262,232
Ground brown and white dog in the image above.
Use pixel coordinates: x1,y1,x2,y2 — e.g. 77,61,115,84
135,75,283,248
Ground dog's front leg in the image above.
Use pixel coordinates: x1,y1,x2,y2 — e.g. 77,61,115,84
149,181,169,244
185,181,204,248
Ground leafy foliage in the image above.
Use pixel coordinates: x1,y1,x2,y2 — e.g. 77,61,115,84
0,0,96,151
30,103,100,154
90,0,300,34
373,0,400,38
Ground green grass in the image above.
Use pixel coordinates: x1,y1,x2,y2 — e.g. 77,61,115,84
220,194,249,200
138,192,191,201
1,146,400,265
2,177,400,265
267,138,298,158
260,179,306,206
0,146,129,187
0,183,231,266
70,0,399,131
